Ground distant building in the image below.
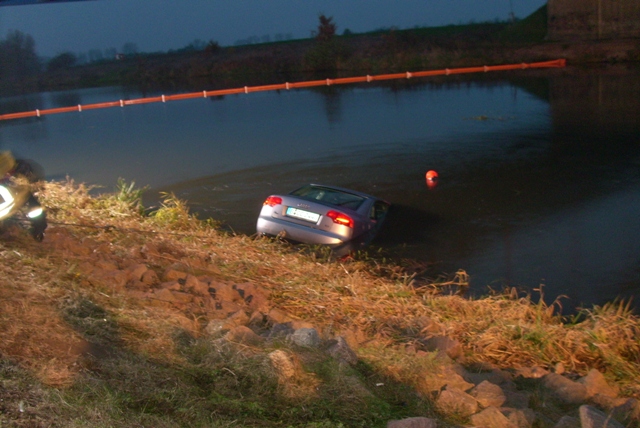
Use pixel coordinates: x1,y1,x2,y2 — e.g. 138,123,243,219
547,0,640,40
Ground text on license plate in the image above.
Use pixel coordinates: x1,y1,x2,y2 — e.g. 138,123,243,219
286,207,320,223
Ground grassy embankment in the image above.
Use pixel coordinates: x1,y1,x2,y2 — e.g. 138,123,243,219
1,180,639,427
3,7,640,426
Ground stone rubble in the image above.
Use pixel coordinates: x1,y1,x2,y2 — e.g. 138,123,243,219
41,227,640,427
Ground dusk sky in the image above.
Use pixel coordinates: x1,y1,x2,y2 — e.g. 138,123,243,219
0,0,547,57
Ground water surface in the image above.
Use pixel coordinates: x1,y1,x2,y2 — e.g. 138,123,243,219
1,65,638,311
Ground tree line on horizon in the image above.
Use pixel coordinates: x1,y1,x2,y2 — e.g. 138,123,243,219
0,11,513,74
1,12,545,97
0,16,337,91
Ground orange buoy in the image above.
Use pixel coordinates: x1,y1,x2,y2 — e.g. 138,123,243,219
426,170,439,189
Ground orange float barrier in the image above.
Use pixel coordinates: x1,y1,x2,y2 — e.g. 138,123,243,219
0,59,566,121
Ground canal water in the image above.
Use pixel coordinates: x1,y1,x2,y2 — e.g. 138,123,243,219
1,64,639,312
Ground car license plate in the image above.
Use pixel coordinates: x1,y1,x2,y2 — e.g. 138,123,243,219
286,207,320,223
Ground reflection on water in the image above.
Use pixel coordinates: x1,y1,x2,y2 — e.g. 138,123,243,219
0,92,44,117
1,65,639,311
51,92,82,109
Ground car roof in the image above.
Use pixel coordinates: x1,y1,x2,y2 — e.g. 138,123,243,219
303,183,379,200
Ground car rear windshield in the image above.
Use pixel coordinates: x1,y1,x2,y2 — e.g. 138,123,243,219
291,185,366,210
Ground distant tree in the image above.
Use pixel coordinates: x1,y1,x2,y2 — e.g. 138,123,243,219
305,15,351,72
0,30,40,82
205,40,220,54
315,15,336,42
234,33,277,46
47,52,77,72
343,28,353,36
189,39,206,51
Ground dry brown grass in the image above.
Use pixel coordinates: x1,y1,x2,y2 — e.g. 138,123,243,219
2,179,639,420
0,235,86,387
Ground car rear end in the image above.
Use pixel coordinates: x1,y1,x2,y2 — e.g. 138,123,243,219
257,184,373,245
257,194,358,245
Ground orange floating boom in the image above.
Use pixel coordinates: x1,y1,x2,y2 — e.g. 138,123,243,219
0,59,566,121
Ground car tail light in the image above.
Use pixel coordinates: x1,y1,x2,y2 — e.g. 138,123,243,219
263,196,282,207
326,210,353,228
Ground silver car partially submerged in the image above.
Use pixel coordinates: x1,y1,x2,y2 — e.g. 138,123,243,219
256,184,390,254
